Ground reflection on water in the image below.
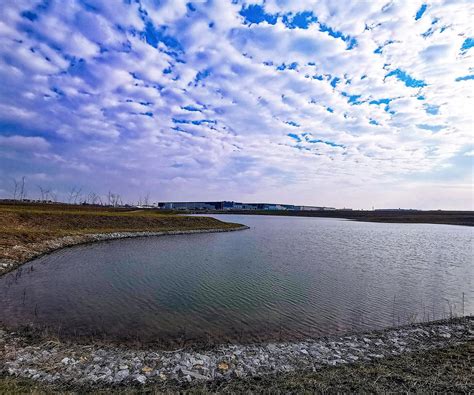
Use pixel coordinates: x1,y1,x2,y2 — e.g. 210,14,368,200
1,215,472,345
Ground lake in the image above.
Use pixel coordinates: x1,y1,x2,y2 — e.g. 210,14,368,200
1,215,472,346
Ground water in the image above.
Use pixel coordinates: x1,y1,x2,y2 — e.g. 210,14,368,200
1,215,472,345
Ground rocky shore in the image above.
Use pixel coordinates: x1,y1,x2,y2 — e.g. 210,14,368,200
0,226,249,276
1,317,472,390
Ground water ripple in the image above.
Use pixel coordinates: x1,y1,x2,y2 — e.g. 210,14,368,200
0,215,472,344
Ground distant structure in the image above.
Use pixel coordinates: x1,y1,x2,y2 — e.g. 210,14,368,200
0,198,342,211
374,208,421,211
156,201,337,211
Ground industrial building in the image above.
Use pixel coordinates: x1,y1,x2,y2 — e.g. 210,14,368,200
156,201,336,211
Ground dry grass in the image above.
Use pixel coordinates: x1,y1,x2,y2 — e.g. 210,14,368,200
0,202,243,266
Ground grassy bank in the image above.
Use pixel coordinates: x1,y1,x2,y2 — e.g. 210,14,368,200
1,341,472,393
199,209,474,226
0,202,245,273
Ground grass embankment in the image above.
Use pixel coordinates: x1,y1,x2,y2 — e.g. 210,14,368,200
0,203,245,272
204,209,474,226
1,342,472,393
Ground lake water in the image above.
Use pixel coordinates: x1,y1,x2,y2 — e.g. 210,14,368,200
1,215,472,346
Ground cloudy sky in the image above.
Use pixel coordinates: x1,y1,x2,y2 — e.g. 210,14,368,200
0,0,473,209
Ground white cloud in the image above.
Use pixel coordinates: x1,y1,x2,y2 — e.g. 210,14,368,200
0,0,472,208
0,135,50,150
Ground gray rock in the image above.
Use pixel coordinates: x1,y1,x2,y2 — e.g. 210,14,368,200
1,317,471,389
134,374,147,384
114,369,130,383
181,369,209,381
266,344,278,352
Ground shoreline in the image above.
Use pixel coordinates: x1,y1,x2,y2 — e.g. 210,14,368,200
0,225,250,276
1,317,472,390
194,209,474,227
1,204,472,390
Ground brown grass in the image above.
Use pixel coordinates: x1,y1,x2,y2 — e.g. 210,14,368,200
0,203,244,267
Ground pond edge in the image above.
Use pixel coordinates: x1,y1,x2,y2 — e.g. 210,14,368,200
0,225,250,276
1,317,472,390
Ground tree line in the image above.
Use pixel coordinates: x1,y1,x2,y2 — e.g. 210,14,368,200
5,177,153,207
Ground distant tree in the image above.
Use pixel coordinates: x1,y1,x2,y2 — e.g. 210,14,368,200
107,191,121,207
19,176,26,200
11,178,18,200
67,186,82,204
138,192,151,206
11,176,27,201
37,185,51,202
86,192,102,205
143,192,150,206
50,191,58,202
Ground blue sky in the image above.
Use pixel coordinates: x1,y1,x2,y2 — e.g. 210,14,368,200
0,0,473,209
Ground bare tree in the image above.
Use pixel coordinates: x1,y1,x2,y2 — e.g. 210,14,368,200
86,192,102,205
38,186,45,201
107,191,121,207
67,186,82,204
11,176,27,201
19,176,26,200
37,185,51,202
143,192,150,206
67,187,74,204
11,178,19,200
75,188,83,204
138,192,151,207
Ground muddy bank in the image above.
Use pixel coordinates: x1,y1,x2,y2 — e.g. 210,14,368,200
1,317,472,390
0,226,249,276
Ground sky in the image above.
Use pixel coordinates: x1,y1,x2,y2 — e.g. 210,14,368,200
0,0,473,209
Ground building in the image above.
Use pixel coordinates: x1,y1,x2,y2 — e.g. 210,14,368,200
157,201,231,210
156,201,339,211
294,205,324,211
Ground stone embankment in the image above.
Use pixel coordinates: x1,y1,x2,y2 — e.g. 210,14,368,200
1,318,472,389
0,226,250,275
